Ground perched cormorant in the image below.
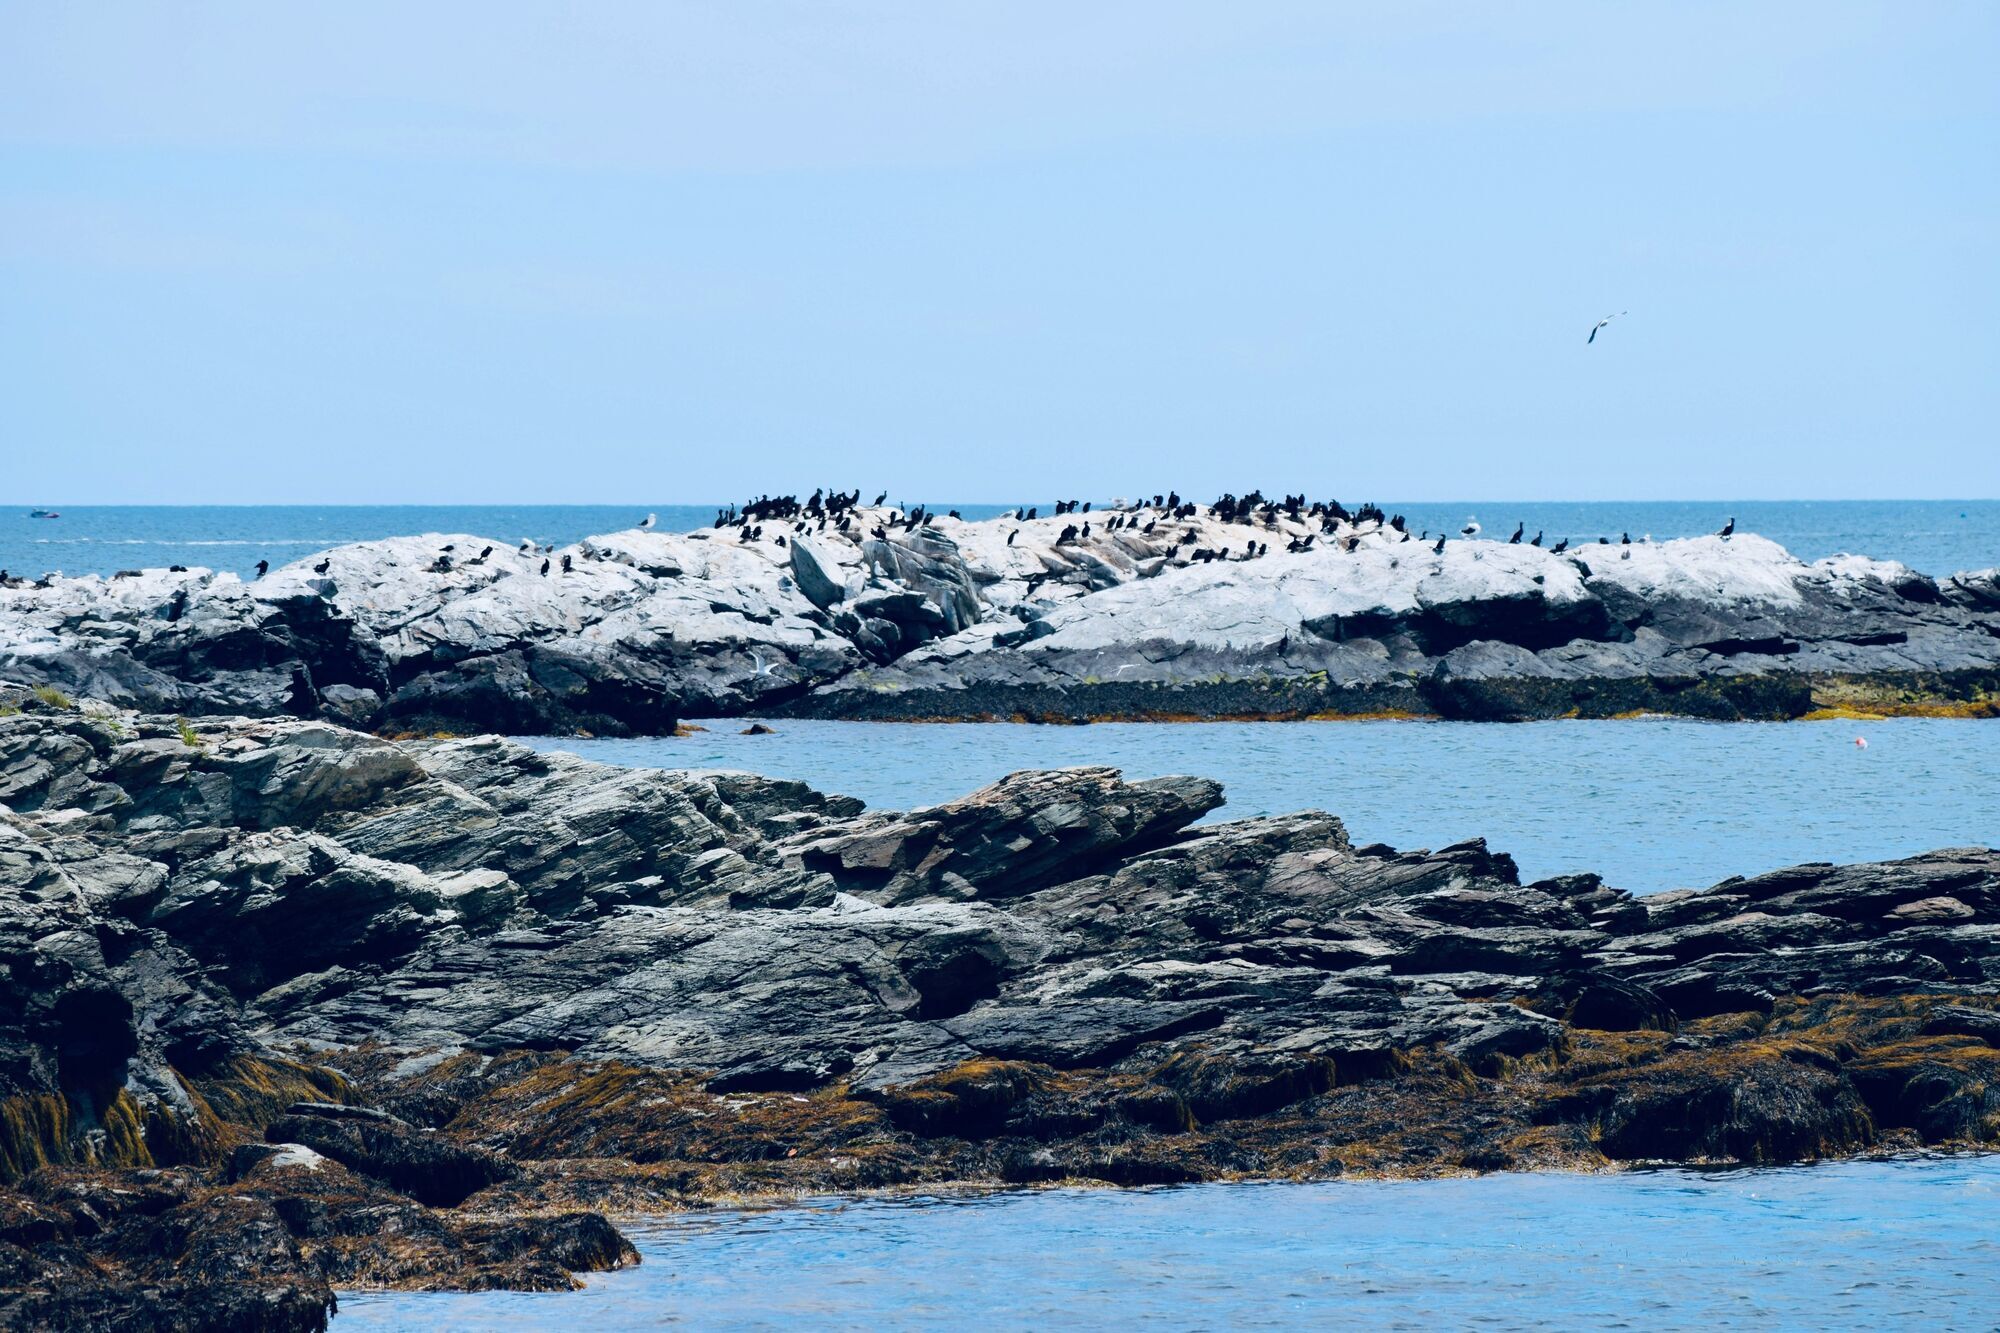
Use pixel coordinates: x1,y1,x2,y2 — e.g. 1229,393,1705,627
1717,517,1735,538
312,558,331,575
1529,531,1543,547
1509,523,1524,544
1433,534,1447,554
873,492,888,506
254,559,269,578
1621,532,1631,544
1007,530,1018,545
1551,538,1568,553
561,554,573,573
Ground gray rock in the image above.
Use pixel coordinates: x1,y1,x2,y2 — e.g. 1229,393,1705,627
5,512,1994,732
2,707,1995,1169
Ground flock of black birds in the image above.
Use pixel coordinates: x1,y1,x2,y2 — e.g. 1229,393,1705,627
0,500,1741,605
689,490,1741,572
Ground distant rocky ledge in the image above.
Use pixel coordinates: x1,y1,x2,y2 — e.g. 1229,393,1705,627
1,695,1996,1328
2,498,1996,733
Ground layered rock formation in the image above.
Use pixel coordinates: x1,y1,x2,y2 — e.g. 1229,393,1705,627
1,691,1997,1326
3,505,1996,732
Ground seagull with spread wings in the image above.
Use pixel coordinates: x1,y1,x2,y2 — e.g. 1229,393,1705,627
1587,311,1627,344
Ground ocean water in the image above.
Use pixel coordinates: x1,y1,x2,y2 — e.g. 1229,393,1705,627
335,1157,2000,1330
2,499,1994,580
531,715,2000,894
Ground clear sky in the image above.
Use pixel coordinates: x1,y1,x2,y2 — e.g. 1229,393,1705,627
3,3,1995,503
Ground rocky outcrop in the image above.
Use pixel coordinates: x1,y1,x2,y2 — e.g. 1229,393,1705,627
0,702,1996,1326
4,507,1996,732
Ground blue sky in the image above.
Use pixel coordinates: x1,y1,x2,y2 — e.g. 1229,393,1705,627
3,3,1994,503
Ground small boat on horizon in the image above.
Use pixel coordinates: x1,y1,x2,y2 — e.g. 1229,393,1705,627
28,509,60,519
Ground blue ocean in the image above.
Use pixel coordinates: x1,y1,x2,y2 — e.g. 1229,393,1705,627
3,499,1996,580
535,715,2000,895
337,1158,2000,1330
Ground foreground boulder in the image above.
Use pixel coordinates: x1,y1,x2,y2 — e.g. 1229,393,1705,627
4,504,1996,731
0,705,1995,1328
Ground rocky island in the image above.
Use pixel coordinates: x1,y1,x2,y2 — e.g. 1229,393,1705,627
1,684,1996,1328
3,494,1996,733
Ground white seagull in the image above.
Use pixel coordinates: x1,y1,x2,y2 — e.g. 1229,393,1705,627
750,651,780,678
1459,519,1481,538
1587,311,1627,344
639,513,657,530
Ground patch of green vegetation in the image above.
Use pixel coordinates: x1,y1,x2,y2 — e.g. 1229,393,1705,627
176,716,206,750
31,685,73,710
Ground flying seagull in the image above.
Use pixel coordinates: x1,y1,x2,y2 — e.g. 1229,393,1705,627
1587,311,1627,344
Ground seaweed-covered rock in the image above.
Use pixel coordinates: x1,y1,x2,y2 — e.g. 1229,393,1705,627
263,1104,515,1207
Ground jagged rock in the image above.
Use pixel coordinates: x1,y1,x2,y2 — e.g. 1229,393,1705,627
5,515,1996,731
1,706,1998,1326
3,710,1997,1122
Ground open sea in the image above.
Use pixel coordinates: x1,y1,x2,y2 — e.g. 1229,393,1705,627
3,499,1996,580
9,500,1995,1327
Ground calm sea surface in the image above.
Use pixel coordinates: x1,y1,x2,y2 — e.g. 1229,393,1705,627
2,499,1995,579
532,716,1999,894
336,1157,2000,1330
